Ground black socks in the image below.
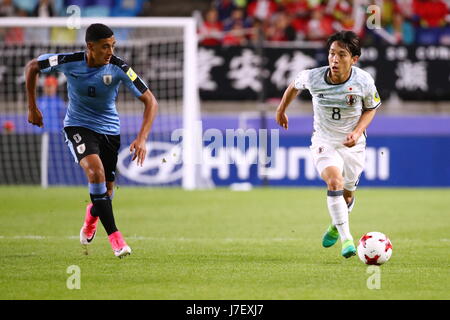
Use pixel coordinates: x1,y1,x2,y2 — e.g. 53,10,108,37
90,192,118,236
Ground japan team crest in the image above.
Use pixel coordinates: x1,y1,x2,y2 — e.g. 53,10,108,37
345,94,357,106
103,74,112,85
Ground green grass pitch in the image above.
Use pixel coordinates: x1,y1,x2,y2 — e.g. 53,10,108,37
0,187,449,300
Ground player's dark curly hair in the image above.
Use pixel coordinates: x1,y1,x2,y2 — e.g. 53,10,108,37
85,23,114,42
326,31,361,57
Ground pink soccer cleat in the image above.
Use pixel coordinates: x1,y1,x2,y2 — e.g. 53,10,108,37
108,231,132,259
79,203,99,246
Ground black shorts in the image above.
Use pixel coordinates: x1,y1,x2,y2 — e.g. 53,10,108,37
64,126,121,182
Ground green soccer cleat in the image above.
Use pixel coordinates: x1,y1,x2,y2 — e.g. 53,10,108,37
322,224,339,248
341,240,357,258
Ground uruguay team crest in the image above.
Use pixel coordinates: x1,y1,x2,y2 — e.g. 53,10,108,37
345,94,357,106
103,74,112,85
77,143,86,154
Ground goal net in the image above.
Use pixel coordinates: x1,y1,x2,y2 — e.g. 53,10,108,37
0,17,202,189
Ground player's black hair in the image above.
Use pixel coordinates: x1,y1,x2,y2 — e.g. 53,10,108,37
85,23,114,42
326,31,361,57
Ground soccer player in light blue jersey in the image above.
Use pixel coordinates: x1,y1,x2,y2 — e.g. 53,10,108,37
26,24,158,258
276,31,381,259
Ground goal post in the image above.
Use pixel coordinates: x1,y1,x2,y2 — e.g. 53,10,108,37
0,17,203,190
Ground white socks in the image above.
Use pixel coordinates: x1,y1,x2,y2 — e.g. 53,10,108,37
327,190,353,242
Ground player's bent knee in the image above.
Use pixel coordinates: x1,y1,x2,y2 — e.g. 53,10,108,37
86,168,106,183
326,177,344,191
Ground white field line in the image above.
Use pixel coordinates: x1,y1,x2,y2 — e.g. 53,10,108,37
0,235,450,243
0,235,301,242
1,236,449,242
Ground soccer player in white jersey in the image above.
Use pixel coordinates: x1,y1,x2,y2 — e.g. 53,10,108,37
276,31,381,258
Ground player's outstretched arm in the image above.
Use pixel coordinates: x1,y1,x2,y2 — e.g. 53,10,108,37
276,82,300,130
25,59,43,127
129,89,159,166
343,108,378,147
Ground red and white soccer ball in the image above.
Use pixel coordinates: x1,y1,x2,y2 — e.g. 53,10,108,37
357,232,393,265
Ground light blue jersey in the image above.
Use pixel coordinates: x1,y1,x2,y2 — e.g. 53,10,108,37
38,51,148,135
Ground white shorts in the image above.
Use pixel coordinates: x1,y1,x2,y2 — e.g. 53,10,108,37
310,135,366,191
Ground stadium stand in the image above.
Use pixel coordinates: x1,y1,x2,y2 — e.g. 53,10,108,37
1,1,448,45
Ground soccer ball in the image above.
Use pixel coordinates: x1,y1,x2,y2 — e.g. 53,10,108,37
357,232,393,265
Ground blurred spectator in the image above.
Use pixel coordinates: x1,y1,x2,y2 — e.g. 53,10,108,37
2,120,15,134
2,6,27,44
65,0,88,8
381,0,397,27
199,8,223,46
330,0,354,30
37,75,67,132
0,0,448,46
386,13,415,44
223,8,252,31
209,0,449,45
396,0,415,18
266,11,296,41
14,0,38,13
413,0,448,44
32,0,55,17
214,0,237,21
138,0,151,16
111,0,145,17
286,0,310,40
223,20,248,45
413,0,448,28
381,0,404,43
50,27,78,44
0,0,17,16
4,26,25,44
27,0,55,44
280,0,310,16
234,0,248,7
306,6,334,41
248,18,264,44
247,0,278,22
109,0,146,41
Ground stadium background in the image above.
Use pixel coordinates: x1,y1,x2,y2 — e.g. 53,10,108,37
0,0,449,302
0,0,449,188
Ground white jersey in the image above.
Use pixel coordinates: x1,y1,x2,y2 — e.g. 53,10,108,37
294,66,381,144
